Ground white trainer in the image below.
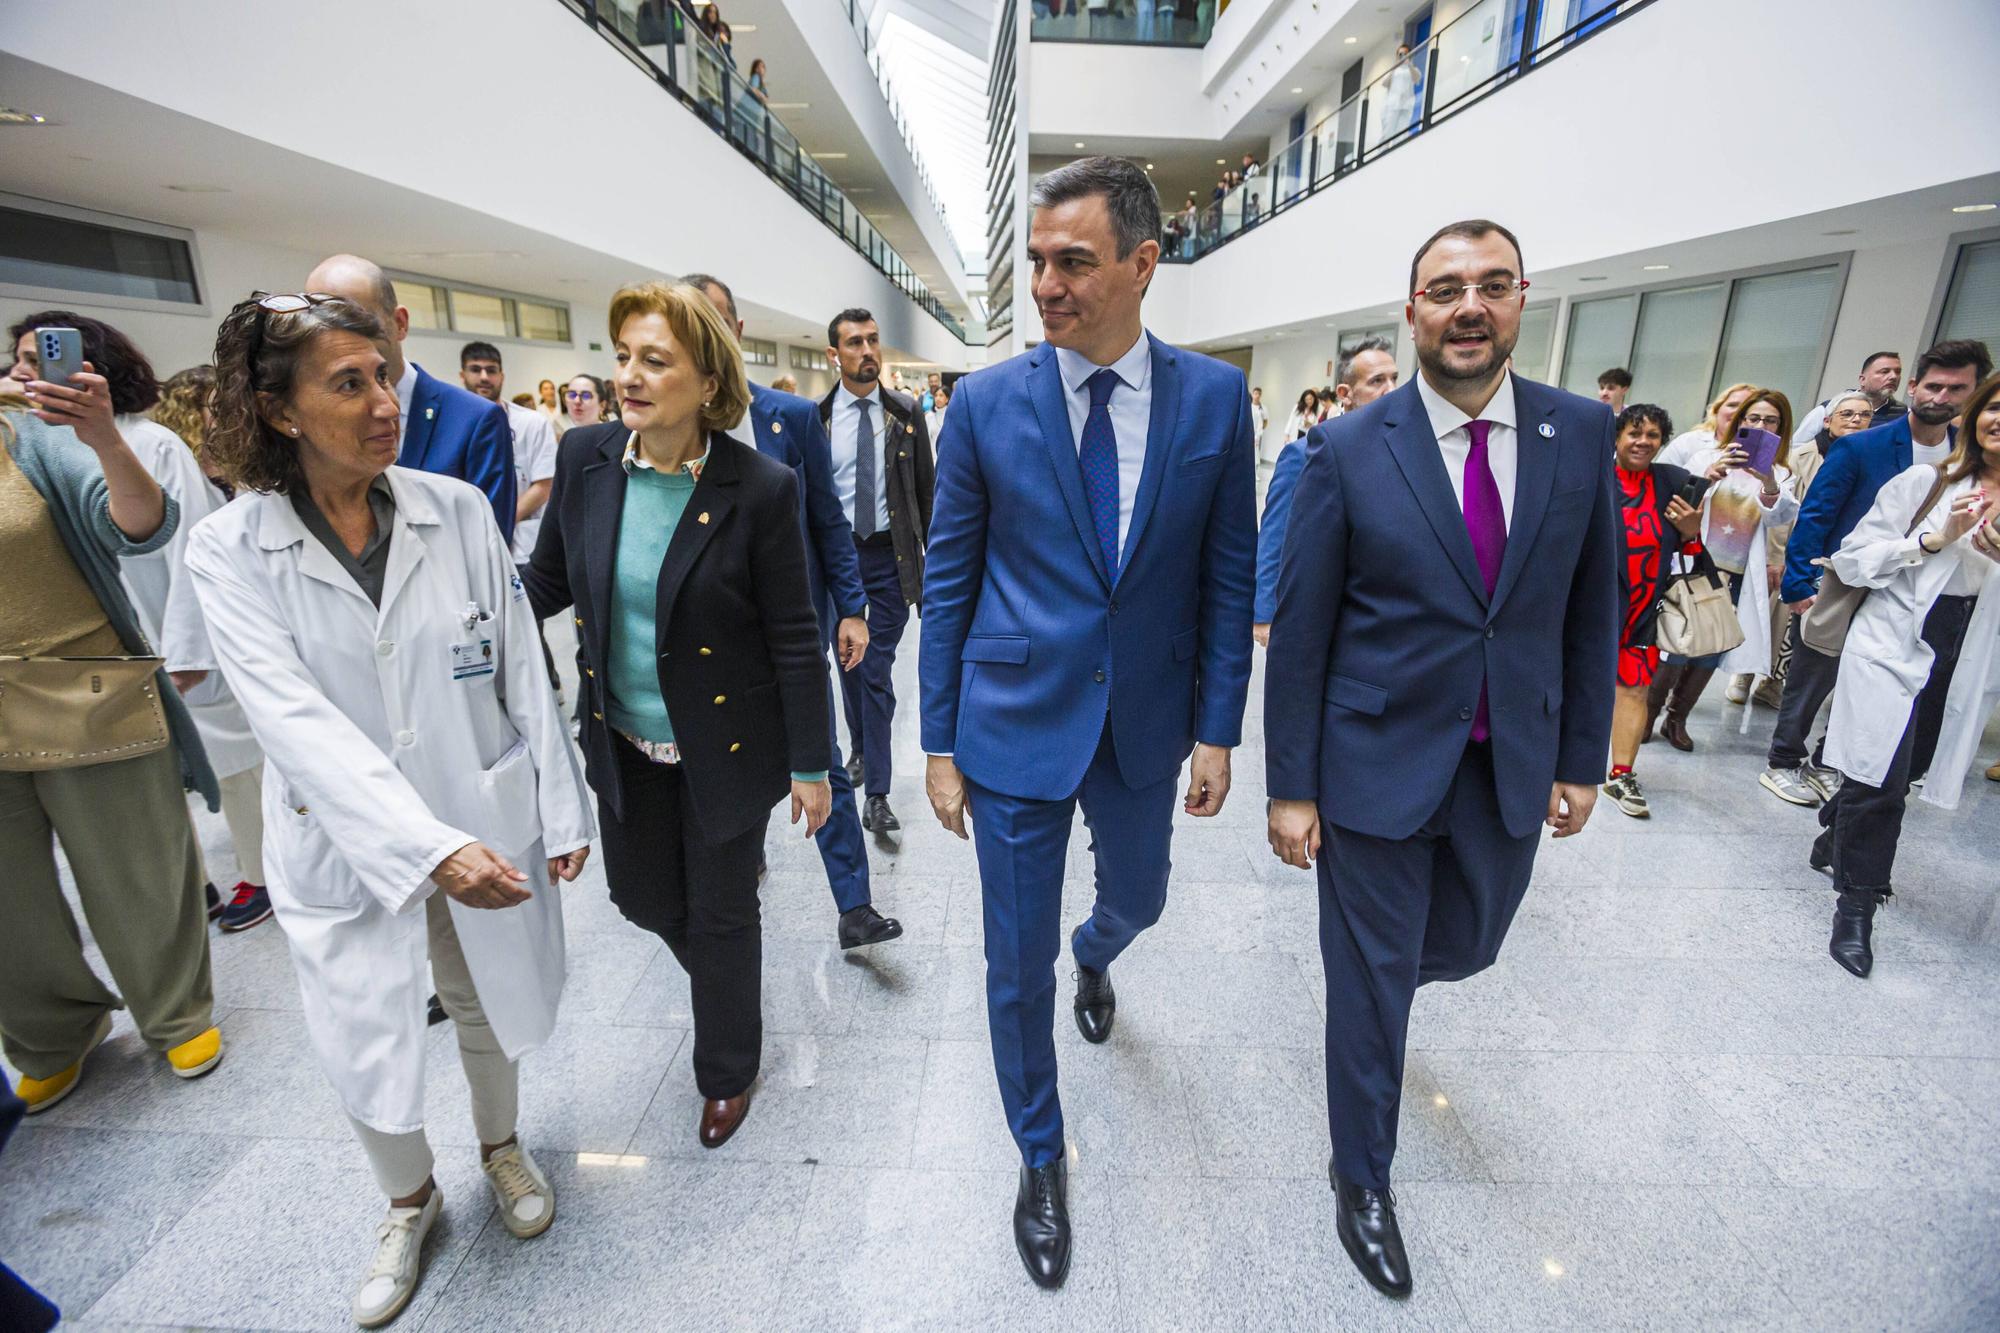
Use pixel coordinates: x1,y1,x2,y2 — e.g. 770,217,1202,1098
482,1141,556,1239
353,1188,441,1328
1724,673,1752,704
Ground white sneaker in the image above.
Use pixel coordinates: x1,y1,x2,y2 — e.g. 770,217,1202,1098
482,1141,555,1239
1724,673,1752,704
353,1188,441,1329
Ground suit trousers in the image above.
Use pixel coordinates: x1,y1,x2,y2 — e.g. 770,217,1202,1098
597,736,769,1099
1318,740,1538,1190
840,540,910,797
814,656,872,913
965,720,1178,1167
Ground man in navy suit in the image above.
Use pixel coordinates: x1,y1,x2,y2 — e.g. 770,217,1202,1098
920,157,1255,1289
687,273,904,950
1266,219,1619,1298
1764,339,1989,801
306,254,516,541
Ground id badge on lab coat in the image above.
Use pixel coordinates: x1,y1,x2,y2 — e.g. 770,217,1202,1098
451,603,496,682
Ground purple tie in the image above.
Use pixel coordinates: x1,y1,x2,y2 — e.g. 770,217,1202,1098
1462,418,1506,742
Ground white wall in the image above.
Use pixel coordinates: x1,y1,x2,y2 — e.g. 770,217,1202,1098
1025,42,1211,143
4,0,969,370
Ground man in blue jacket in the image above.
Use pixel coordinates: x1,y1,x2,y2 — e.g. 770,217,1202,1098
306,254,516,541
920,158,1254,1289
1267,219,1619,1299
1761,338,1989,805
1254,337,1400,644
688,274,902,950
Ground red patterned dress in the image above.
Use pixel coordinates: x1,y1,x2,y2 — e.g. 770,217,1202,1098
1617,466,1667,688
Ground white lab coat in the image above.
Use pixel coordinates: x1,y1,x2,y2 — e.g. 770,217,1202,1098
1685,448,1798,684
185,467,595,1134
1824,466,1997,799
119,415,264,778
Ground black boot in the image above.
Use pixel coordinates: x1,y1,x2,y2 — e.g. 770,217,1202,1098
1828,887,1878,978
1330,1163,1411,1298
1659,665,1715,752
1013,1161,1071,1289
1642,663,1682,744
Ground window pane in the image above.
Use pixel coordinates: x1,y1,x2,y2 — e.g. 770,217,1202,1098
0,205,199,304
1711,266,1841,414
1560,294,1638,398
451,290,511,337
1938,240,2000,351
396,281,449,331
1514,303,1557,383
517,300,570,343
1629,282,1728,431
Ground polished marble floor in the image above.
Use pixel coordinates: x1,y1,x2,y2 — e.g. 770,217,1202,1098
6,624,1999,1332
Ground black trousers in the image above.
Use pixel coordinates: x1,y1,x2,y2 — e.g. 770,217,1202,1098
1317,741,1539,1189
1817,593,1976,890
1767,623,1839,770
597,737,770,1098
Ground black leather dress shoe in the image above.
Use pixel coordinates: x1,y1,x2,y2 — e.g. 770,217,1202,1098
838,904,904,950
846,754,864,787
1071,926,1115,1044
862,795,900,835
1013,1161,1071,1289
426,992,448,1027
1331,1165,1411,1298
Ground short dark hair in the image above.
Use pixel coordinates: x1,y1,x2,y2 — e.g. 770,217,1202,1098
1408,218,1525,297
827,307,875,349
1337,337,1395,387
1860,350,1901,372
1912,338,1993,386
8,310,161,414
1028,156,1162,260
460,340,503,367
681,272,738,325
1597,366,1633,390
1614,402,1674,443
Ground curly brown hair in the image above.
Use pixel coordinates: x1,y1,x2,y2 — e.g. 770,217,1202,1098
207,294,386,494
8,310,161,414
153,365,216,454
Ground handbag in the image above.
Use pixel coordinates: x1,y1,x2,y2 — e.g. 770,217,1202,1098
0,655,170,771
1799,466,1950,657
1656,550,1746,659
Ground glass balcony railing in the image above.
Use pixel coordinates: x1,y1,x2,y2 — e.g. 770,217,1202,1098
1030,0,1215,48
831,0,952,232
1159,0,1655,262
558,0,967,340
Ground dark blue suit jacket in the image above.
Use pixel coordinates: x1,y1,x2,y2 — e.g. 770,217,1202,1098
401,363,517,542
919,335,1257,801
1780,414,1933,605
746,381,866,638
1254,438,1308,623
1265,377,1620,841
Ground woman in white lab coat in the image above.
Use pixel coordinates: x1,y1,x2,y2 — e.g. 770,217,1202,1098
1815,375,2000,979
1651,389,1798,749
187,293,596,1330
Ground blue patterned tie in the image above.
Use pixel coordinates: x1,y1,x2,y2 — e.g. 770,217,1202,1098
1080,369,1123,579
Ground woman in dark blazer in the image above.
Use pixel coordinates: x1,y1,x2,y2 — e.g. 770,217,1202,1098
1603,402,1703,818
523,282,829,1149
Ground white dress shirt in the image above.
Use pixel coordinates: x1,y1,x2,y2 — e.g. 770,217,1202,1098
394,359,419,446
1054,332,1153,558
502,400,559,563
1415,370,1520,530
831,382,892,534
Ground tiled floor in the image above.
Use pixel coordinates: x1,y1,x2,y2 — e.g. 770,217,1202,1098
6,626,1998,1332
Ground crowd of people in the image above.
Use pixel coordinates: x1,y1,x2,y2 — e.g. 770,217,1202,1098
3,158,1996,1324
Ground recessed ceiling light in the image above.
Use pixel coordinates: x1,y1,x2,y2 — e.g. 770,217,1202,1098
810,151,848,159
0,107,51,125
1951,203,1998,213
1216,158,1227,165
765,101,810,110
1642,264,1670,271
165,183,231,194
733,23,756,32
1074,141,1085,148
1290,87,1304,94
1344,36,1357,43
1146,163,1156,170
1823,228,1858,236
1577,275,1608,282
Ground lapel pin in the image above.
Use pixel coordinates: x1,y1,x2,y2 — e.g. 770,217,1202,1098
425,407,436,421
697,511,710,524
1538,422,1555,438
770,420,782,433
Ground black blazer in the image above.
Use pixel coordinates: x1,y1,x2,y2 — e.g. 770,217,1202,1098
818,384,934,605
1621,461,1702,647
523,423,829,839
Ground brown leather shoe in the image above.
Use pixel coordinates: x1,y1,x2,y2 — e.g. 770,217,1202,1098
1987,763,2000,783
698,1092,751,1149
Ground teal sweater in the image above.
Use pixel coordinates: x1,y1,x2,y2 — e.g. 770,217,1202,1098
606,456,824,783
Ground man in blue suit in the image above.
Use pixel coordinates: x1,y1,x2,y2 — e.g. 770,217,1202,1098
1253,337,1399,645
306,255,516,541
1764,339,1989,803
1266,220,1619,1299
920,158,1255,1289
687,273,903,950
